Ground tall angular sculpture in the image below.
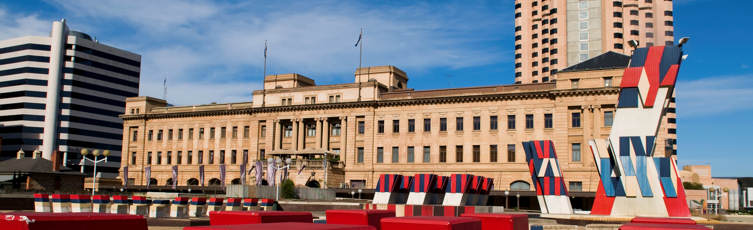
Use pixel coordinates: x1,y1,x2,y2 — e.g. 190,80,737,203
373,174,402,204
589,45,689,217
407,174,438,205
523,140,572,214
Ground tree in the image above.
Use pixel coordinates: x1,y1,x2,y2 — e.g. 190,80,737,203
281,179,298,199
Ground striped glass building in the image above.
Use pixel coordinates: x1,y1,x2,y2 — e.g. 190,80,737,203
0,20,140,177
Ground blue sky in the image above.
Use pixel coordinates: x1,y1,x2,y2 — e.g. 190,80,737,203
1,0,750,176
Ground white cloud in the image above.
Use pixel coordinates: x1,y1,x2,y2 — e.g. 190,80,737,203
676,75,753,117
0,8,50,40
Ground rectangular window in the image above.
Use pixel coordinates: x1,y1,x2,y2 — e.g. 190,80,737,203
572,112,582,128
408,119,415,132
473,145,480,162
244,126,250,138
231,150,237,164
545,113,553,128
604,111,614,127
307,124,316,136
407,146,414,163
423,146,430,163
490,145,498,162
189,128,194,139
157,130,163,140
198,151,204,164
439,146,447,163
473,116,481,131
424,118,431,132
209,127,215,139
604,77,613,87
208,150,214,164
168,129,173,140
508,115,516,129
187,151,193,165
455,145,463,162
456,117,464,131
358,121,365,134
490,116,498,130
572,143,581,162
357,147,364,163
147,152,152,165
232,126,238,138
440,118,447,131
259,125,265,137
377,147,384,163
332,123,341,136
157,152,162,165
525,114,534,129
178,129,183,140
219,150,225,164
243,150,248,165
221,127,226,139
393,120,400,133
392,147,399,163
378,120,385,133
132,130,138,141
177,151,182,165
285,125,293,137
260,149,265,160
507,144,516,162
131,152,137,165
569,181,583,192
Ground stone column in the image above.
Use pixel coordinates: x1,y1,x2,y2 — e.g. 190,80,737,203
298,119,306,150
315,118,322,149
273,120,280,151
323,118,330,150
340,116,348,163
292,119,299,151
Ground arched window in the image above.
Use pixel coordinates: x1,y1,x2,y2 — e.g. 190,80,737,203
510,180,531,191
166,178,174,186
208,178,222,186
187,178,199,186
149,178,158,186
231,178,241,184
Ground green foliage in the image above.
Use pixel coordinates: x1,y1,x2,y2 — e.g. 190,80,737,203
683,181,704,190
280,179,298,199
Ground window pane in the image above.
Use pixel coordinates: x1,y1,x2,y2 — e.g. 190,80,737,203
439,146,447,163
377,147,384,163
423,146,431,163
392,147,399,163
456,117,464,131
407,146,414,163
456,145,463,162
572,143,581,162
604,111,614,127
357,147,364,163
507,144,516,162
490,145,498,162
572,112,581,127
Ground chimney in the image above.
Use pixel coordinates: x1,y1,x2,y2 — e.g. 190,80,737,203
51,150,60,172
16,149,24,159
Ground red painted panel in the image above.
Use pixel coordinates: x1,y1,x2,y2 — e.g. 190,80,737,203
590,180,615,215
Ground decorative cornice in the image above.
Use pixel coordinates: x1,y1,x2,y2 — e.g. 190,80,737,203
122,87,619,121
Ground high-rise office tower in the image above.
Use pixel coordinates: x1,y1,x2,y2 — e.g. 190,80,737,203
514,0,675,84
0,20,141,176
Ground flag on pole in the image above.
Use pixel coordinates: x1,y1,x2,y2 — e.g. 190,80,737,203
220,164,226,187
255,160,263,185
240,164,247,185
199,165,205,187
267,160,276,186
144,166,151,188
297,164,306,176
264,41,268,58
123,166,129,187
171,165,178,189
355,31,362,47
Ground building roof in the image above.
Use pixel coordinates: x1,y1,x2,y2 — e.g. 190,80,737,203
560,51,631,73
0,157,78,174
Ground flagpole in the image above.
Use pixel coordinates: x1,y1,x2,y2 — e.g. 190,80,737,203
262,40,267,107
358,28,363,101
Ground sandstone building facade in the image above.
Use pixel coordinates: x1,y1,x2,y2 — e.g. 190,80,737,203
119,55,677,194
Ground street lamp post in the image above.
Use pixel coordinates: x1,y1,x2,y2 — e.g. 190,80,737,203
80,148,110,197
274,158,292,201
505,190,510,210
516,193,520,210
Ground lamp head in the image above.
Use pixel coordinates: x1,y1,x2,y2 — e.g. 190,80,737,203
92,149,100,156
678,37,690,47
285,158,292,165
81,148,89,156
628,40,640,48
267,158,274,163
103,150,111,157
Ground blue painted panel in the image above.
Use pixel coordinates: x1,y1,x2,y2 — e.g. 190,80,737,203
660,177,677,198
620,156,635,176
630,48,649,67
645,136,656,156
659,46,682,83
631,136,647,156
635,155,654,197
601,158,616,196
618,88,640,108
620,137,632,156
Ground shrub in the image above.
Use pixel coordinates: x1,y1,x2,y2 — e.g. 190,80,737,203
280,179,298,199
683,181,703,190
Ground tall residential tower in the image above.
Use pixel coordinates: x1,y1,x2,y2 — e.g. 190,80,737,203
514,0,675,83
0,20,141,177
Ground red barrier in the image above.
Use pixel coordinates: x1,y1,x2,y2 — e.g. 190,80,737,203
619,223,710,230
326,209,395,230
381,216,481,230
209,211,313,226
0,212,147,230
461,213,528,230
630,217,696,225
185,223,375,230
